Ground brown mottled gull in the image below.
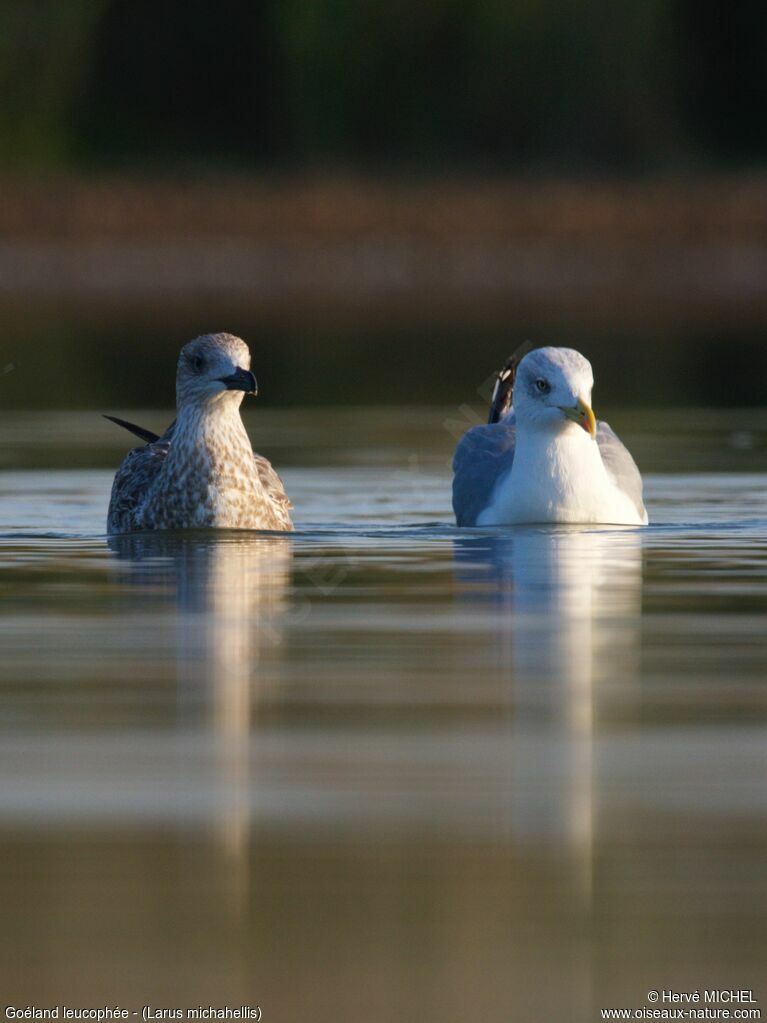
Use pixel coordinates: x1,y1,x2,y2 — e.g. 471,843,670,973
107,333,293,534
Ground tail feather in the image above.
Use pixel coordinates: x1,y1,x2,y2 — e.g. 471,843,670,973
487,341,534,424
103,415,160,444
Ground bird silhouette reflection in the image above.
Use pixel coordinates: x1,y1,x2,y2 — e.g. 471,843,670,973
453,526,643,894
108,530,291,897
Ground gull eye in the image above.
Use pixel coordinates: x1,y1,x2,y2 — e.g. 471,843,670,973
192,355,205,373
535,378,550,394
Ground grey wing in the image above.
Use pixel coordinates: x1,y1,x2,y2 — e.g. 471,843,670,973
596,421,646,521
452,418,517,526
254,453,294,531
106,440,170,534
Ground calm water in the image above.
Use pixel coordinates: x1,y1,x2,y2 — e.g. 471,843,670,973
1,407,766,1022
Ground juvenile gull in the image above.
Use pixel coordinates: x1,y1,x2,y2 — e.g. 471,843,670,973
453,347,647,527
107,333,293,534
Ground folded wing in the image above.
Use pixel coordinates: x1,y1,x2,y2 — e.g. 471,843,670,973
452,418,517,527
107,438,172,534
596,422,647,523
253,454,293,530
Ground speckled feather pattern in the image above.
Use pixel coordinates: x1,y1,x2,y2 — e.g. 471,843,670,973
107,334,293,534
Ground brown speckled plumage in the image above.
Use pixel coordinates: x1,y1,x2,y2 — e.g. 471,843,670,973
107,333,293,534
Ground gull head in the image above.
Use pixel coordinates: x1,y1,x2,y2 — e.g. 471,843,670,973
176,333,257,410
512,347,597,439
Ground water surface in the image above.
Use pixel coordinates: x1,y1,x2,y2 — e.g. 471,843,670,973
1,408,765,1021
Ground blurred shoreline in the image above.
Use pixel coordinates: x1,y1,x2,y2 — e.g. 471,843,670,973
1,175,766,318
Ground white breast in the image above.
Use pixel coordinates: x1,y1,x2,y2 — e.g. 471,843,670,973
477,427,646,526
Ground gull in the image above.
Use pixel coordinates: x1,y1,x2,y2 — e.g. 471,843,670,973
107,333,293,534
452,347,648,526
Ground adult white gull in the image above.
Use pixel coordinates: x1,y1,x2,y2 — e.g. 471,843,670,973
107,333,293,534
452,347,648,527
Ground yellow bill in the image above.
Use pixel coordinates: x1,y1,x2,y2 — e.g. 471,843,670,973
558,397,597,439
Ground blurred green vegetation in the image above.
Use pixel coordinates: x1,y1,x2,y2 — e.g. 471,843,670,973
1,0,765,174
0,1,106,167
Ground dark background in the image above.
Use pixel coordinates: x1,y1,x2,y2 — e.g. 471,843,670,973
1,1,766,411
2,0,766,174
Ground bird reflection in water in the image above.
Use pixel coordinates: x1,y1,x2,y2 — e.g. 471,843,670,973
453,526,643,897
108,530,291,905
